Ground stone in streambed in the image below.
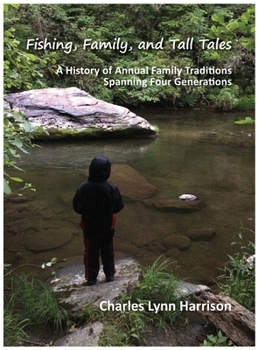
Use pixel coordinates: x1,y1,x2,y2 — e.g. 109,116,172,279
186,228,216,241
143,197,205,212
25,226,76,252
110,164,157,200
163,235,191,251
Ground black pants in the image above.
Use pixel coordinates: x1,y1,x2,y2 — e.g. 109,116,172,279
84,230,116,281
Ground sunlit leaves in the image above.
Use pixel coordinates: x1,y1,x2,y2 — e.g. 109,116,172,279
209,5,255,51
3,4,50,194
4,3,255,109
234,117,255,125
3,109,38,194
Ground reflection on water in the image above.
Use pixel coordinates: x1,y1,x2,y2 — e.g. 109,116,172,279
17,138,153,169
4,111,255,288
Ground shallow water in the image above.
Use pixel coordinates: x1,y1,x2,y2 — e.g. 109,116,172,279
4,110,255,288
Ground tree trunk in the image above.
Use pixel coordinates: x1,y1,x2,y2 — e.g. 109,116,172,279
191,291,255,346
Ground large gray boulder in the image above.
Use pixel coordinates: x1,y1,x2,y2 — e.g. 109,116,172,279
4,87,157,139
49,258,141,312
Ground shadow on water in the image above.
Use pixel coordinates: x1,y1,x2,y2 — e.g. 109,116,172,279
4,110,255,289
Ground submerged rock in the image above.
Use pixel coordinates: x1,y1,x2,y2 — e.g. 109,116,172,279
163,235,191,251
186,228,216,241
4,87,157,139
110,164,157,200
143,197,205,212
24,225,76,252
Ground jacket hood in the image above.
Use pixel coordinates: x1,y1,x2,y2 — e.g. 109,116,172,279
88,156,111,182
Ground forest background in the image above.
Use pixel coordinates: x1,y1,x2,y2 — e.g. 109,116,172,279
4,3,255,111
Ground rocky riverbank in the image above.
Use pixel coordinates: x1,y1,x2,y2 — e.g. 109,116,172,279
48,259,211,346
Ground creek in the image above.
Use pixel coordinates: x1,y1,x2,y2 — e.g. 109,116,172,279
4,109,255,289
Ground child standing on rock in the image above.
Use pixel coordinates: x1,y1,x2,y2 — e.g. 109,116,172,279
73,156,124,286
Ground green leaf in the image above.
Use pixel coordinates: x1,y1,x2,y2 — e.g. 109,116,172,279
227,21,239,31
234,117,255,124
210,25,217,33
211,14,224,24
10,72,19,79
202,340,212,346
22,121,35,133
4,178,11,194
23,52,38,60
241,12,250,21
9,176,24,182
210,52,220,60
4,263,12,268
207,335,217,343
10,138,23,149
130,334,139,339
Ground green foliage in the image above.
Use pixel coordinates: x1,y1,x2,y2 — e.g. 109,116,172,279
131,257,181,326
77,303,104,325
4,4,56,93
4,297,29,346
4,273,71,346
4,26,52,92
79,286,148,345
132,257,179,302
217,228,255,311
120,309,147,344
202,330,233,346
234,116,255,124
4,3,254,109
99,326,126,346
81,257,182,346
236,95,255,110
209,5,255,51
3,4,50,194
207,5,255,105
4,27,41,92
3,108,41,194
213,85,239,111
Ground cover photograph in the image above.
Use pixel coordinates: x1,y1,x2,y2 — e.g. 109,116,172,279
3,2,255,347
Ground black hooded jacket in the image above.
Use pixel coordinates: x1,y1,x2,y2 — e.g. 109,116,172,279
73,156,124,237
